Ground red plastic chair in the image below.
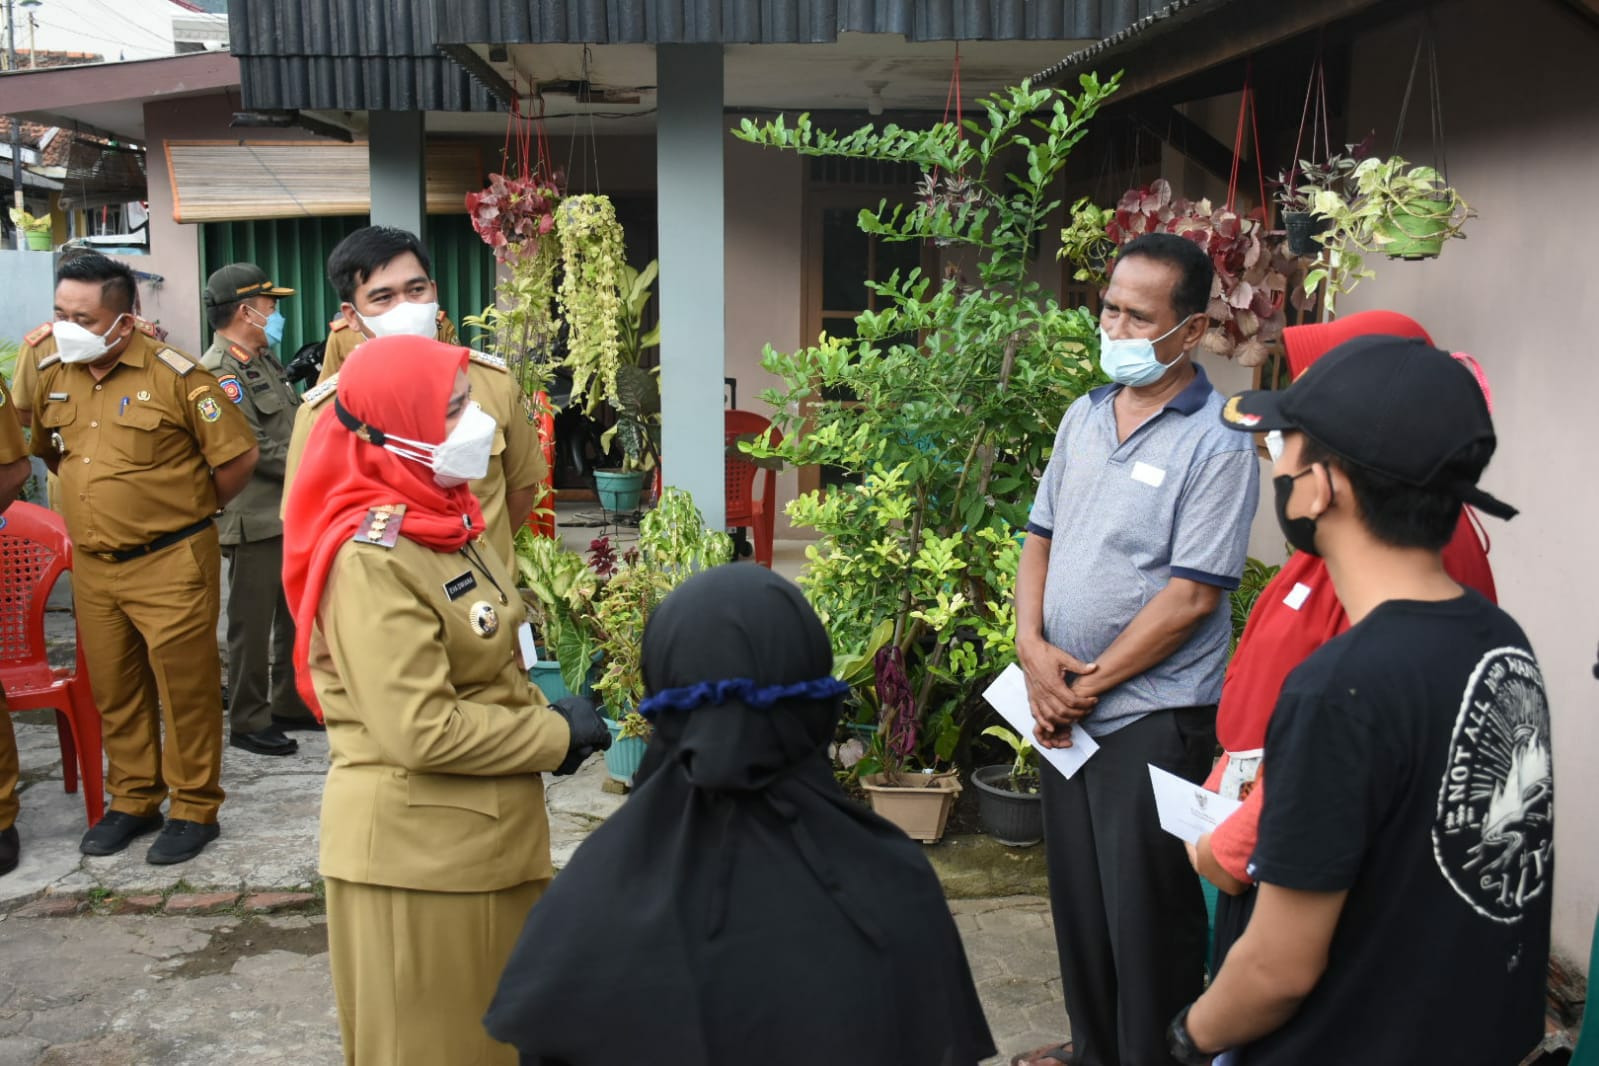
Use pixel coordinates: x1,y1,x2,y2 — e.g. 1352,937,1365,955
0,501,104,826
527,390,557,539
725,410,783,568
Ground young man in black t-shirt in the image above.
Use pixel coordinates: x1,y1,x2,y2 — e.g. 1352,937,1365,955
1165,335,1553,1066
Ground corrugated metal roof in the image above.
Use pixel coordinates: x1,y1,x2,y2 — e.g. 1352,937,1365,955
1029,0,1227,84
434,0,1158,45
229,0,503,112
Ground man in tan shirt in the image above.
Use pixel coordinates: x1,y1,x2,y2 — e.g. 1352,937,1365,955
0,379,36,878
30,254,259,866
284,226,544,571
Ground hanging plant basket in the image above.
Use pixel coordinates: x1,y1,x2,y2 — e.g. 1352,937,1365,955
1373,196,1454,260
1283,211,1329,257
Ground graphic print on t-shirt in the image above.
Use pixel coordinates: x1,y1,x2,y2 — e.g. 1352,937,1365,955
1433,646,1553,924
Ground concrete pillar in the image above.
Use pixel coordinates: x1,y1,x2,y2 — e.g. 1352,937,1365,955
368,110,425,236
655,44,726,530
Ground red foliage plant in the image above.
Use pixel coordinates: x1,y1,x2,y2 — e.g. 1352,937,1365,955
1105,179,1310,367
465,171,564,265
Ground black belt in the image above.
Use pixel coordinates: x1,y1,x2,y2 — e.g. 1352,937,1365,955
94,517,214,563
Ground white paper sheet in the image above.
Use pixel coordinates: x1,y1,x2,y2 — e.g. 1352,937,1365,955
981,663,1099,780
1147,764,1243,844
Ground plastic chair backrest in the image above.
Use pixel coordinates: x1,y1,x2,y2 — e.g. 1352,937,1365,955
0,502,71,688
724,409,774,514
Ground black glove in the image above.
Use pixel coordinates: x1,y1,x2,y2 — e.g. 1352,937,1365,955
283,341,325,385
549,696,612,776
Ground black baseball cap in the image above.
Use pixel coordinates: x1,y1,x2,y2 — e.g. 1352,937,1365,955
1220,333,1517,519
203,263,294,307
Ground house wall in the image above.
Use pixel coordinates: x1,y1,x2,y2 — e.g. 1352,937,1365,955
1341,0,1598,970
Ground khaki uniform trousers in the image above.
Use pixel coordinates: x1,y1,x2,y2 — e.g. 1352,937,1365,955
0,697,17,829
74,525,226,823
326,876,546,1066
221,537,314,735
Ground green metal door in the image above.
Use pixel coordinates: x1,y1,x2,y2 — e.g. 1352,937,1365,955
199,215,498,362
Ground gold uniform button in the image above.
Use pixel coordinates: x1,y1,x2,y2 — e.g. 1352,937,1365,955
90,420,98,428
82,457,90,464
94,384,103,391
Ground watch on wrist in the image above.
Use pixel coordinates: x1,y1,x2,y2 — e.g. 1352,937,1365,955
1167,1004,1217,1066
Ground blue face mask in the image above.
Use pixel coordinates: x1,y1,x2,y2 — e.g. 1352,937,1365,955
1098,314,1195,387
246,304,286,346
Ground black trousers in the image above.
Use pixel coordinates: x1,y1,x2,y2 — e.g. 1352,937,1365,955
222,537,314,734
1041,706,1217,1066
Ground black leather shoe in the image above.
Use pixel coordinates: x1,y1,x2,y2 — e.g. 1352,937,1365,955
271,715,325,733
230,726,298,756
146,818,220,865
0,825,18,876
80,811,164,856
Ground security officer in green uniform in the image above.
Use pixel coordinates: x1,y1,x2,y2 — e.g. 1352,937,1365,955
201,263,320,757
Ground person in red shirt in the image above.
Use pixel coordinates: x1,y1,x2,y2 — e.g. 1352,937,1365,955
1190,310,1499,967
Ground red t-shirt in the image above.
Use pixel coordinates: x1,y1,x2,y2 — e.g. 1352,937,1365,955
1204,510,1497,882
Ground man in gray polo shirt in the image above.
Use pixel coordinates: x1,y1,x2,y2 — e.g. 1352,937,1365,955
1013,233,1259,1066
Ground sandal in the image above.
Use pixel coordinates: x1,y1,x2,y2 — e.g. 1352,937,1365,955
1009,1042,1074,1066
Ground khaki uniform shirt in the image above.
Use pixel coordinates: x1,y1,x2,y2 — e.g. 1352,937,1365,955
29,332,256,554
201,333,301,544
284,350,545,571
308,512,569,892
15,318,162,423
0,380,26,463
315,310,459,387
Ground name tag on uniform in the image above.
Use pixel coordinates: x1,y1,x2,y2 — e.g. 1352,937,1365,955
1283,582,1312,610
1130,461,1166,488
47,391,69,401
515,621,537,673
443,571,478,600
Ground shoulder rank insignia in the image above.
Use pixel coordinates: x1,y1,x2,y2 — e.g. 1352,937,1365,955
301,375,339,407
436,308,448,324
24,322,52,347
329,317,350,332
353,504,406,548
228,343,254,364
156,347,196,376
135,318,159,337
467,349,509,372
37,353,62,370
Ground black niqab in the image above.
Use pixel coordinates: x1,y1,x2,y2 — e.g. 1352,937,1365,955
484,565,995,1066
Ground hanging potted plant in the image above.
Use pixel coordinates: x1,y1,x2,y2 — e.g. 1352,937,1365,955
972,723,1042,846
556,195,659,510
1271,141,1369,257
1056,197,1118,286
1106,180,1308,368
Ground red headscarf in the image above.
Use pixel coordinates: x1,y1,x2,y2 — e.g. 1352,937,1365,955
282,336,486,717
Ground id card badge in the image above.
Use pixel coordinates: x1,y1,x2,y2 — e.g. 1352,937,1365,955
1220,748,1265,801
514,621,537,673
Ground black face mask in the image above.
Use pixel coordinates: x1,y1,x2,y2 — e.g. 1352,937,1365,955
1274,470,1323,557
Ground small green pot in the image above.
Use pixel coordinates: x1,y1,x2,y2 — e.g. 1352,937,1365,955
1374,196,1452,260
593,469,645,512
24,229,51,251
529,659,570,703
603,718,649,785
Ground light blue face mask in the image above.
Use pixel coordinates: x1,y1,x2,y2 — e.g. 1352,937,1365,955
1098,314,1195,387
246,304,286,346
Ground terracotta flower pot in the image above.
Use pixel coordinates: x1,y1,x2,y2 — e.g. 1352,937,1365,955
861,771,960,843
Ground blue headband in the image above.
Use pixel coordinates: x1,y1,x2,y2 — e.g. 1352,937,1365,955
638,676,852,720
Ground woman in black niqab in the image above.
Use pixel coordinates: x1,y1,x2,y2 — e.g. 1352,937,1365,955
484,564,995,1066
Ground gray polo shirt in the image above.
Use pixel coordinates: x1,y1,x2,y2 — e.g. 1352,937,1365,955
1026,364,1258,737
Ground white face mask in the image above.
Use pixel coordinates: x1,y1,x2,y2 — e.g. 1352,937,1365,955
1097,314,1194,388
358,300,439,339
54,314,128,364
384,402,497,488
1265,430,1285,463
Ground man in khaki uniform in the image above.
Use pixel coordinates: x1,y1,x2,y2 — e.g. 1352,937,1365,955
201,263,318,759
284,226,544,570
0,379,36,877
31,254,259,866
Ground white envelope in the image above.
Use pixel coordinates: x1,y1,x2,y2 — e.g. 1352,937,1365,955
1147,764,1243,844
981,663,1099,780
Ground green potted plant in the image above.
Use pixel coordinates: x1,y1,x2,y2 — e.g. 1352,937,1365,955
736,77,1118,833
513,529,601,700
538,487,732,785
1056,197,1118,286
1271,142,1368,257
971,722,1042,846
1302,155,1472,313
10,208,52,251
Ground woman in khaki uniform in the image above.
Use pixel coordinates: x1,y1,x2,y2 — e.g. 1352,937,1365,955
282,336,609,1066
